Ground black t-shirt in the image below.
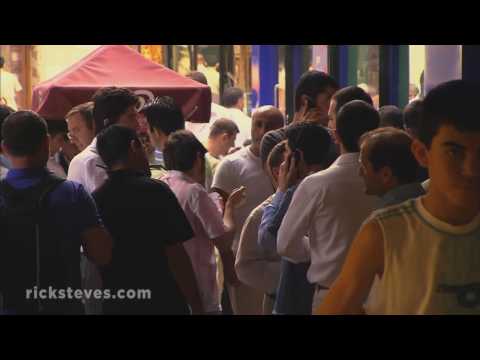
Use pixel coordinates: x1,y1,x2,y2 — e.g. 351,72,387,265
92,170,194,315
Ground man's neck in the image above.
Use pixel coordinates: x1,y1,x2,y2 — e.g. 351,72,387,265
249,144,260,157
206,139,222,159
423,186,480,226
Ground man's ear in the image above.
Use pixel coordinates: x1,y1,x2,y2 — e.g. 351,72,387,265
411,139,429,168
380,166,394,184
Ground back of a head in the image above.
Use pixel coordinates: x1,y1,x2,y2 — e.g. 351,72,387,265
46,119,68,139
332,86,373,114
336,100,380,152
2,111,48,157
0,56,4,69
92,87,139,133
285,122,332,166
187,71,208,86
163,130,207,172
141,96,185,136
222,87,244,108
295,71,339,112
260,128,286,167
96,125,140,169
66,102,95,130
420,79,480,148
403,99,423,134
360,127,418,184
209,118,239,139
0,105,14,143
378,105,403,129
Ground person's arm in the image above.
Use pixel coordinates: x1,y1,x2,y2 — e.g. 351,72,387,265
211,158,236,206
81,225,113,266
258,190,287,254
277,178,317,263
315,220,384,315
166,243,204,314
236,206,281,294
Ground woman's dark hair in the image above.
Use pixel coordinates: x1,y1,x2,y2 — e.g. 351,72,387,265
140,96,184,136
163,130,207,172
285,122,332,166
332,86,373,115
96,125,141,169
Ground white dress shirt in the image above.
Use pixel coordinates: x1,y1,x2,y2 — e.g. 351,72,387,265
277,153,380,288
67,137,108,194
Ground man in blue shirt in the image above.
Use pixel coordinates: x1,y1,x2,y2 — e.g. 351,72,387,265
358,127,425,207
258,122,332,314
0,111,112,314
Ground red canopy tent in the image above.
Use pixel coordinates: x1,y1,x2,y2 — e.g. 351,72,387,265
32,45,211,123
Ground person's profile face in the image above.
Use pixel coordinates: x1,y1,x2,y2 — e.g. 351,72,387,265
117,105,140,131
359,144,385,196
422,124,480,210
314,86,337,118
67,113,95,151
327,98,337,130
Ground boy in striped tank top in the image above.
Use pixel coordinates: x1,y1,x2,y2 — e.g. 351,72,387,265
317,80,480,315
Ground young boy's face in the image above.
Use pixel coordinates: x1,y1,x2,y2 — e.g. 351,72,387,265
416,124,480,210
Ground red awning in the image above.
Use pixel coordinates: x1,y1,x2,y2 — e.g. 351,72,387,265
32,45,211,123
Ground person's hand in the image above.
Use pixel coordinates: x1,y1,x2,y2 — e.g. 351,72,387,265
278,153,300,192
226,186,247,209
293,98,328,125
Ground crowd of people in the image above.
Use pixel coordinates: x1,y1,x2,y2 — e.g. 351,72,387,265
0,69,479,315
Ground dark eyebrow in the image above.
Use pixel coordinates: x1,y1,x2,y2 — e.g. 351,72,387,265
442,141,465,149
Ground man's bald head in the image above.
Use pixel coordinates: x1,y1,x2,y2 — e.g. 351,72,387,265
251,106,284,156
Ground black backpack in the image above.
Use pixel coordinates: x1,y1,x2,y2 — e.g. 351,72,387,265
0,173,83,315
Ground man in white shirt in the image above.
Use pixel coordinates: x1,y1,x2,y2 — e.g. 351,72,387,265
277,100,381,311
67,87,140,314
0,56,22,111
211,105,284,314
222,87,252,147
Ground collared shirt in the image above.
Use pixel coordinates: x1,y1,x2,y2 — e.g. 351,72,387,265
211,146,275,253
380,182,426,208
92,170,193,314
67,137,108,194
162,170,227,313
277,153,380,287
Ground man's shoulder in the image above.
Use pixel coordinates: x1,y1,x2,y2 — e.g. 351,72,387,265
370,198,417,223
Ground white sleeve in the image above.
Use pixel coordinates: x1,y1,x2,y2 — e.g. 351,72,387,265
67,155,108,194
211,158,237,196
15,76,22,92
277,177,319,263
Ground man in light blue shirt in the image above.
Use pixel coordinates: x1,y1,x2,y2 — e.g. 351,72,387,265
358,127,425,208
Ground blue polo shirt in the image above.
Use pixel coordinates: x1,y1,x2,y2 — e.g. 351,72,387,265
4,167,102,233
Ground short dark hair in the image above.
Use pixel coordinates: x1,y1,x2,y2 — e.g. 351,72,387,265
295,71,339,112
260,128,286,167
359,127,419,184
0,56,4,68
209,118,239,139
378,105,403,129
222,87,244,108
66,102,94,130
163,130,207,172
0,105,14,143
420,80,480,148
92,87,139,133
141,96,184,136
285,122,332,166
267,140,287,171
46,120,68,141
332,86,373,115
96,125,141,169
336,100,380,153
187,71,208,85
2,111,48,156
403,99,423,135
